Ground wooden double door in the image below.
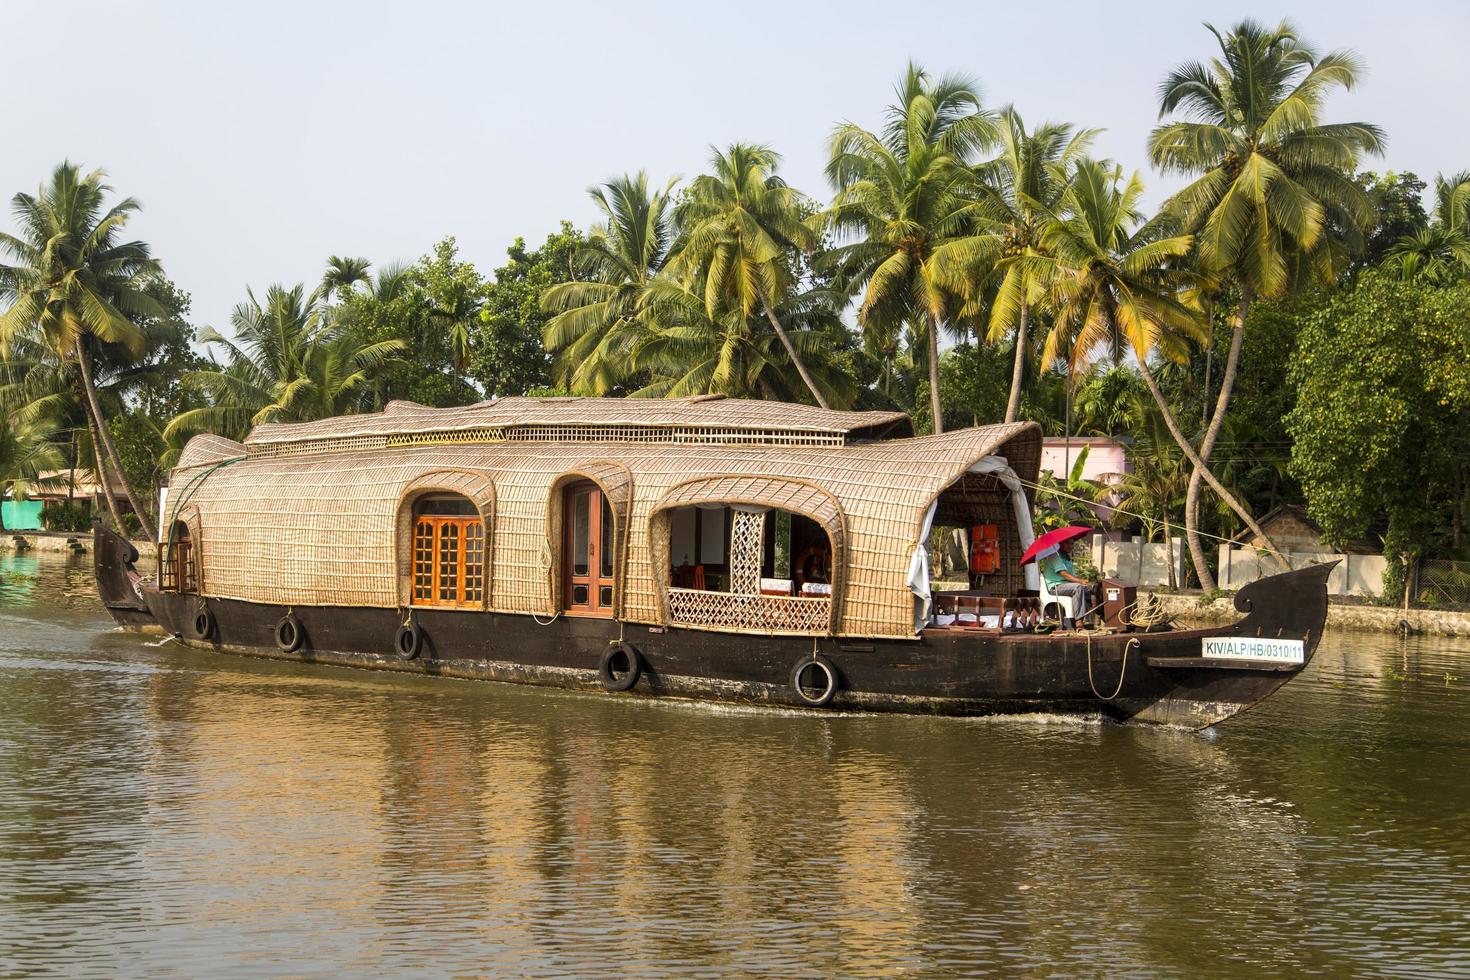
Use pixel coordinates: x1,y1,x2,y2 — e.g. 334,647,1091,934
564,481,616,616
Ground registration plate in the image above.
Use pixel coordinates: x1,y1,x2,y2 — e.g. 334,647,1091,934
1202,637,1305,664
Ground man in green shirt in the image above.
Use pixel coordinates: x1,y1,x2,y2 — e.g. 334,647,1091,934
1039,537,1092,626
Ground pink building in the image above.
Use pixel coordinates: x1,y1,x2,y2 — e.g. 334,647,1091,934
1039,436,1130,483
1040,436,1131,526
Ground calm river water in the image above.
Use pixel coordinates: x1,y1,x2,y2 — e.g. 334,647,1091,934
2,552,1468,977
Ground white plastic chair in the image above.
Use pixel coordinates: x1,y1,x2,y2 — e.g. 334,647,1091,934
1039,578,1078,621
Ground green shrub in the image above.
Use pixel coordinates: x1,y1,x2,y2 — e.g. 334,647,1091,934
42,502,91,533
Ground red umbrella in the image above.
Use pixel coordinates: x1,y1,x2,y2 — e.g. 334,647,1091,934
1019,525,1093,566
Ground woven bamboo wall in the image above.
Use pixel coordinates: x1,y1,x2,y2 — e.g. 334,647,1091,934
172,423,1040,638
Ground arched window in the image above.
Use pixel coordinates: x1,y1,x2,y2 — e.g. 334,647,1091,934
163,520,197,593
410,495,486,607
651,477,845,635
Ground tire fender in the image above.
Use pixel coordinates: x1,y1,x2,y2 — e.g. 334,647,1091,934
395,621,423,660
790,654,839,707
599,642,642,692
274,613,304,653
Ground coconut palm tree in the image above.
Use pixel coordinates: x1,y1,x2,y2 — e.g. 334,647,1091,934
0,415,64,502
1037,158,1284,567
668,144,828,407
541,172,675,394
633,276,853,404
976,108,1096,423
825,62,996,432
0,163,164,539
1149,19,1384,588
164,283,404,443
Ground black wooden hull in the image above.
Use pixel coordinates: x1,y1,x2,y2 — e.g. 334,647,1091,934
94,528,1333,729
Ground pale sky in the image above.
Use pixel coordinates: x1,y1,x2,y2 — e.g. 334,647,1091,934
6,0,1468,334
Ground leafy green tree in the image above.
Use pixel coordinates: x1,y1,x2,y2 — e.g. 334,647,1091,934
825,62,996,432
1105,409,1191,587
1149,19,1384,588
165,283,403,443
977,108,1095,422
1287,273,1470,563
415,238,485,401
0,163,164,538
542,173,675,394
1034,445,1095,533
1356,171,1428,267
471,222,581,397
669,144,828,406
1386,171,1470,282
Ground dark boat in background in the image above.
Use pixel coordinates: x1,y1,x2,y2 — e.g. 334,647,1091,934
95,396,1331,729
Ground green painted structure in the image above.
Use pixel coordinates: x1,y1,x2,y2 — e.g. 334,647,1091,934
2,500,44,531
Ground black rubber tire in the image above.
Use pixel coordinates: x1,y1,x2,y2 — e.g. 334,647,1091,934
395,622,423,660
790,654,839,708
274,613,303,653
191,608,215,640
599,642,642,692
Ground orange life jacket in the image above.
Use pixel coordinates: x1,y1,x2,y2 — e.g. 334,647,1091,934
969,523,1000,574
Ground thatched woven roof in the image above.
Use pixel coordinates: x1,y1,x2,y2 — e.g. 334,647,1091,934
243,395,912,450
170,414,1039,639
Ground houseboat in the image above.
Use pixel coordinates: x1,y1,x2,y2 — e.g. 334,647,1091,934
94,396,1331,729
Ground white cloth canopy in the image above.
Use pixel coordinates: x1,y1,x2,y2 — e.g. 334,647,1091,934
907,455,1039,632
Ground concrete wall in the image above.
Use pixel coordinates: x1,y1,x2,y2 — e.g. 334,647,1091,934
1086,534,1187,587
1217,544,1387,597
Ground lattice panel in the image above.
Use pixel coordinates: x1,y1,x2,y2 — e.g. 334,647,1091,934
729,510,766,595
667,588,831,634
250,424,847,459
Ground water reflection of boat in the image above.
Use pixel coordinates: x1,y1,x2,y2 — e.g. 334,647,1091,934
95,396,1331,729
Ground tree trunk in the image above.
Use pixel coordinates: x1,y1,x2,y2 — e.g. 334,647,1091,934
74,339,158,542
1137,356,1287,572
1163,517,1177,590
1003,301,1030,424
84,410,125,533
1185,289,1250,591
928,315,944,434
760,298,829,409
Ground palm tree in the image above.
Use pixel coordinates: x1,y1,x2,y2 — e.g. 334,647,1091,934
668,144,828,407
426,279,481,401
0,415,64,502
1149,19,1384,588
164,283,404,443
541,172,675,394
977,108,1095,423
1386,172,1470,281
825,62,996,432
322,256,372,303
0,163,164,539
1037,158,1284,566
1105,408,1191,588
633,276,854,404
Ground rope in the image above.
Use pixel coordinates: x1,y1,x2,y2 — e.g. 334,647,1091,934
1087,636,1138,701
1013,475,1243,548
1122,593,1172,629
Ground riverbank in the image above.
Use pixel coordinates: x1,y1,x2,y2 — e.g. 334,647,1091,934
3,530,154,558
1148,589,1470,638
